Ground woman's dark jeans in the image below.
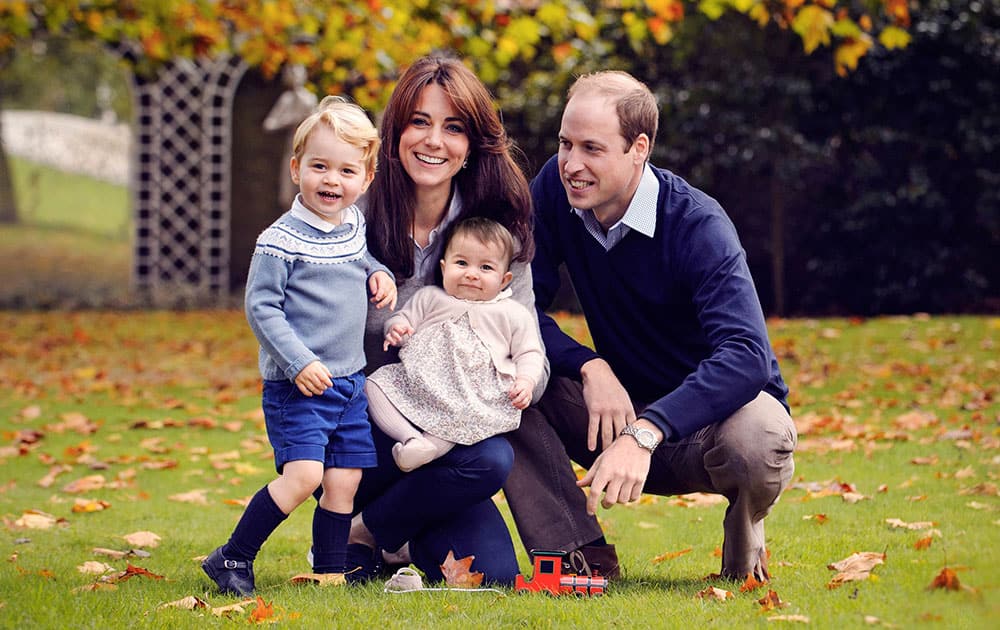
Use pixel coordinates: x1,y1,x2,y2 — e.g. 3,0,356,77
353,424,519,585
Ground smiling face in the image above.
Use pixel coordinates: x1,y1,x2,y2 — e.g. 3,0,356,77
557,92,649,228
398,83,470,199
440,233,513,302
290,124,374,224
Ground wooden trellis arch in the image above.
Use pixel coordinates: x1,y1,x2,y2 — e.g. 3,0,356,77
129,54,248,305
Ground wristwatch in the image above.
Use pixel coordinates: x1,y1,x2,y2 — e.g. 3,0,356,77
620,423,660,454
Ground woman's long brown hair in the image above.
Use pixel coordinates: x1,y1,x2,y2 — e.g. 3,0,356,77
365,55,533,280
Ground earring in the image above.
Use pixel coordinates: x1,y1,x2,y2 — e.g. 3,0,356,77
462,159,468,169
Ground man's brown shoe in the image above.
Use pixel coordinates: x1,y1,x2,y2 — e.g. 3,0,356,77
568,543,621,580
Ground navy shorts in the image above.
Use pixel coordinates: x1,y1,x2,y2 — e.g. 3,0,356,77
261,371,377,472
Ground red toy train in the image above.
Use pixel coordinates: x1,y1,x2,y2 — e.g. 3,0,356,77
514,549,608,596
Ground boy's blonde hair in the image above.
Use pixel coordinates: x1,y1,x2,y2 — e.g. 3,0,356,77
447,217,516,270
292,95,380,173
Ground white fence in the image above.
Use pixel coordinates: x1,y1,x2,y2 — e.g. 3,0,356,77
1,109,130,186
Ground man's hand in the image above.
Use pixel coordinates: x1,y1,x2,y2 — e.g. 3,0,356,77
580,358,636,451
294,360,333,397
369,271,398,310
576,419,662,514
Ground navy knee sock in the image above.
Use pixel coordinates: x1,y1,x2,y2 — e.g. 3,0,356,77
222,486,288,561
311,506,352,573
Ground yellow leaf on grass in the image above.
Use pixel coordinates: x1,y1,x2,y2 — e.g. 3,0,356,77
13,510,64,530
169,489,209,505
651,548,692,564
885,518,936,530
37,465,73,488
828,551,885,573
670,492,726,507
72,498,111,513
159,595,209,610
289,572,346,586
77,561,115,574
893,410,937,430
954,466,976,479
695,585,733,601
827,551,885,588
842,491,868,504
758,589,789,610
960,482,998,496
209,450,242,462
73,582,118,592
233,462,263,476
123,531,161,548
62,474,106,493
211,599,256,616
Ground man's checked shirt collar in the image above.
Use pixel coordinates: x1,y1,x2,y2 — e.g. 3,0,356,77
572,164,658,251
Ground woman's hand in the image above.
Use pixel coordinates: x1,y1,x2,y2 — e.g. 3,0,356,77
369,271,398,310
383,322,415,351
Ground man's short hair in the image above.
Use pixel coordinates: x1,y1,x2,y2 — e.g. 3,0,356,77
568,71,658,154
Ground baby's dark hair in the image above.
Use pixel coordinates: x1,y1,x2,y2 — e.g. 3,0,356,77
445,216,516,270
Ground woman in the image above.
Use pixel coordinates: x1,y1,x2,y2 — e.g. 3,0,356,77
344,55,548,585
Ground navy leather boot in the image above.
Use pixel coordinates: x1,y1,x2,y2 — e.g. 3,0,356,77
202,546,255,596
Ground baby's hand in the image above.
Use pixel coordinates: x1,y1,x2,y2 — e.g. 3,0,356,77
508,377,533,410
369,271,398,311
383,323,415,351
295,361,333,397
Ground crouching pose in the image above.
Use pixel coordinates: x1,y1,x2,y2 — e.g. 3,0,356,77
504,71,797,582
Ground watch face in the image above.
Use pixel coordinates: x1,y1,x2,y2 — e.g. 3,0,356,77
622,425,658,451
636,429,655,448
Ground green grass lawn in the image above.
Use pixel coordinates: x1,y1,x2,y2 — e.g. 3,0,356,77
0,312,996,628
8,156,130,240
2,157,132,308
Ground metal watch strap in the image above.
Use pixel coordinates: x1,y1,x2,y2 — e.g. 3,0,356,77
620,423,659,453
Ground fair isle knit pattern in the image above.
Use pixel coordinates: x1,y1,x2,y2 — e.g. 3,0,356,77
245,204,390,382
254,206,367,265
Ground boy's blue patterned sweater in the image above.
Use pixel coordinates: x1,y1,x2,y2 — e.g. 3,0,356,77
245,199,390,382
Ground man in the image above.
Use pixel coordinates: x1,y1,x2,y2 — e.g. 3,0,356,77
504,71,797,582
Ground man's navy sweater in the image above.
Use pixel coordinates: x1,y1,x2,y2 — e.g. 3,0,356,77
531,155,789,440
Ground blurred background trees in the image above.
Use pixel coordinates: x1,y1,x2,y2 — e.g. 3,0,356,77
0,0,995,314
